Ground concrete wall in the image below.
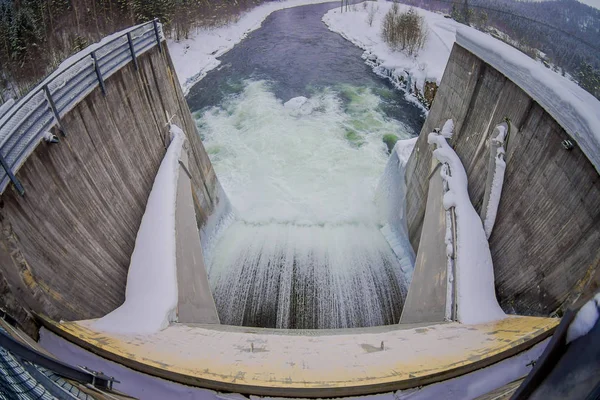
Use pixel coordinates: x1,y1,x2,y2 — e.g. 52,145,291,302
405,44,600,317
0,43,225,334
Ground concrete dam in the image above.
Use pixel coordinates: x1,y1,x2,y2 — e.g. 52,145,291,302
0,13,599,400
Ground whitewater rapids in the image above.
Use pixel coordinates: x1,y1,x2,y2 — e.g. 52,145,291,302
196,80,415,329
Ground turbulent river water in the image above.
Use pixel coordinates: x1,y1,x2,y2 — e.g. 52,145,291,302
186,2,425,329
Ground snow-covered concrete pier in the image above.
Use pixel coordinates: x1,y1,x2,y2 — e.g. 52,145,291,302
0,28,227,332
405,30,600,318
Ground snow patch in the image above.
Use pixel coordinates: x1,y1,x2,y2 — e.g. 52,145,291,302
428,129,506,325
393,137,418,166
93,125,185,335
566,293,600,344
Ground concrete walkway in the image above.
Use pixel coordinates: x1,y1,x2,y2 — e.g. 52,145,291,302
40,315,557,397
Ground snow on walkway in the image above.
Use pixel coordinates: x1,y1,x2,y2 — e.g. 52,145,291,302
167,0,339,95
323,1,461,94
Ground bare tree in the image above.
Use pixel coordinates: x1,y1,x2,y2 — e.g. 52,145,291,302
381,7,428,57
367,2,378,27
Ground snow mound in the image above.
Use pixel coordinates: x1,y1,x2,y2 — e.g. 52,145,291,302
93,125,185,335
566,293,600,344
429,129,506,325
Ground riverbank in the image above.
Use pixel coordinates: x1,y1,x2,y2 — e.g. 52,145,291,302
167,0,339,95
323,1,460,109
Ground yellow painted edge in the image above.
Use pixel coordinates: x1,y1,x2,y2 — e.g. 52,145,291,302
38,315,558,398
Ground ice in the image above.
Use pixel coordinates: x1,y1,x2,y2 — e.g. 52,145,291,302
566,293,600,344
93,125,185,335
483,125,507,239
284,96,308,109
375,137,418,282
393,137,418,166
428,129,506,325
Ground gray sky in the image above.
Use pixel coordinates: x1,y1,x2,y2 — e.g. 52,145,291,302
578,0,600,8
524,0,600,9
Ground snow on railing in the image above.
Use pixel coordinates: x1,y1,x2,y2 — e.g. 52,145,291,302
457,29,600,174
0,20,165,196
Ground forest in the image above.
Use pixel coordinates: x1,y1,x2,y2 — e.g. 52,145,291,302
0,0,269,99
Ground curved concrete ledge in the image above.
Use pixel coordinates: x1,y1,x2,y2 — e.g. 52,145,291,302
38,316,557,397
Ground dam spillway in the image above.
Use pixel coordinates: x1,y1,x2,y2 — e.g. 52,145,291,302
187,3,427,329
209,221,408,328
197,81,418,329
0,3,598,399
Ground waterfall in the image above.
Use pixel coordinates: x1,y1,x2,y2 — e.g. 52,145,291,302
209,221,407,329
196,80,415,328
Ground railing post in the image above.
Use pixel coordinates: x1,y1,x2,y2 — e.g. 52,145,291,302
153,19,162,52
126,32,139,70
43,85,66,137
91,52,106,96
0,153,24,196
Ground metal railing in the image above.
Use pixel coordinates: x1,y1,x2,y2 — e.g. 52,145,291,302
0,19,165,196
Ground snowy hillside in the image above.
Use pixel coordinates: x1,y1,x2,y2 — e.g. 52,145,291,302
323,2,461,96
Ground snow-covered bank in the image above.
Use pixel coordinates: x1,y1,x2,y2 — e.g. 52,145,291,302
325,3,600,172
323,2,460,105
167,0,338,94
93,125,185,335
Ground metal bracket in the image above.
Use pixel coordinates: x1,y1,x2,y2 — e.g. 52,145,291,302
43,85,66,137
153,19,162,52
127,32,138,71
562,139,574,150
0,153,24,196
91,52,106,96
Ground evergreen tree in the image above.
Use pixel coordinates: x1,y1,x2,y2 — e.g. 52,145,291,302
578,62,600,99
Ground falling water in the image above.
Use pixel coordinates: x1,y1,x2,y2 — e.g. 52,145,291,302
196,80,416,329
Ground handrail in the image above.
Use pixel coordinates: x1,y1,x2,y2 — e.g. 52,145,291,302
0,19,165,196
0,327,118,389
